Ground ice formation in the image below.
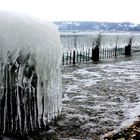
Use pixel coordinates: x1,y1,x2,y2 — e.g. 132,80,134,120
60,32,140,51
0,11,62,135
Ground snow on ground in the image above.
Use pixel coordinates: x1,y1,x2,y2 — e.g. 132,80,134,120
56,52,140,139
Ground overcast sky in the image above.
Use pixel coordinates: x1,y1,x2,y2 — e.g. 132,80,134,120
0,0,140,23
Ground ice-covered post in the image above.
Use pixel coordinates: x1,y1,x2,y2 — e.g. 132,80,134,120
73,50,76,64
0,11,62,136
115,36,118,58
92,34,100,62
125,37,132,56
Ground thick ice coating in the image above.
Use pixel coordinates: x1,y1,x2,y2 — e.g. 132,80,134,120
0,11,62,135
61,32,140,51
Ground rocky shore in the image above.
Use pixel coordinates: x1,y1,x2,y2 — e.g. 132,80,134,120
103,116,140,140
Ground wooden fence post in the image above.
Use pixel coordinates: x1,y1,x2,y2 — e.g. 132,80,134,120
115,46,117,58
125,44,131,56
73,50,76,65
66,52,68,65
80,51,82,62
92,45,99,62
62,54,64,65
77,51,78,63
70,51,72,64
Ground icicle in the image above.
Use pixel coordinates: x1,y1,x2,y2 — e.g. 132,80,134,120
61,32,140,51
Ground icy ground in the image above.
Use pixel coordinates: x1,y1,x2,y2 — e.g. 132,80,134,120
55,52,140,140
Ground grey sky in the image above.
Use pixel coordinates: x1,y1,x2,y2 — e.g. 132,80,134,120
0,0,140,23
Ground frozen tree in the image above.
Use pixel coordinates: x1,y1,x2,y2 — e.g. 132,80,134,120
0,11,62,136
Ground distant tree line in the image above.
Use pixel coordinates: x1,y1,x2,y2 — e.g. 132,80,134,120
54,21,140,32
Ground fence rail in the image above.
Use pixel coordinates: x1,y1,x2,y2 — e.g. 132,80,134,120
62,46,127,65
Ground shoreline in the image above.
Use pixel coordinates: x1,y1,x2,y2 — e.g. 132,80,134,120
103,116,140,140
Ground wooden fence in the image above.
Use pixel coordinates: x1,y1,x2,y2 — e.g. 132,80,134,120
62,46,127,65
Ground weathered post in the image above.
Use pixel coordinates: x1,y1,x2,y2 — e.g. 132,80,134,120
125,37,132,56
88,49,90,61
92,45,99,62
70,51,72,64
62,54,65,65
125,44,131,56
77,51,79,63
83,51,85,62
80,51,82,62
92,34,101,62
115,36,118,58
66,52,68,65
115,46,117,58
73,50,76,64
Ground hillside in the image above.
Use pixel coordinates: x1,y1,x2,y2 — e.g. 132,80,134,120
54,21,140,32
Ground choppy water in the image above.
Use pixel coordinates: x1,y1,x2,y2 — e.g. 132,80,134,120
1,53,140,140
57,53,140,139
